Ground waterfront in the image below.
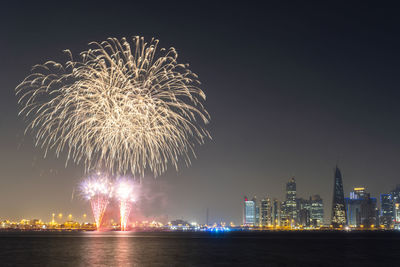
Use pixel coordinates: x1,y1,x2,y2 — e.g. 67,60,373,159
1,231,400,266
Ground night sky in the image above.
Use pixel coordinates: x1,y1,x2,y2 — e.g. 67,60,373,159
1,2,400,225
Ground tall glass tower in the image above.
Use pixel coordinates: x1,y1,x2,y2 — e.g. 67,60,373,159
380,194,393,228
285,177,297,225
243,196,256,226
260,197,272,226
310,195,324,227
331,166,347,227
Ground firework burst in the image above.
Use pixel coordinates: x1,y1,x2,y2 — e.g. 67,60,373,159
115,178,136,231
80,174,113,230
16,36,210,176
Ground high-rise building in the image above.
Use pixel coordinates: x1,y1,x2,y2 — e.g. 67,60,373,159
331,166,347,227
297,198,311,227
345,197,362,227
272,199,280,226
260,198,272,227
310,195,324,227
350,187,366,199
390,185,400,203
391,185,400,229
394,203,400,229
243,196,256,226
280,201,288,226
360,193,377,227
285,177,297,226
380,194,393,228
255,197,260,227
345,187,377,228
390,184,400,229
346,188,363,227
298,208,310,227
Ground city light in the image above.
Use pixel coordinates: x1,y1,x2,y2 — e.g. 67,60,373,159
2,167,400,232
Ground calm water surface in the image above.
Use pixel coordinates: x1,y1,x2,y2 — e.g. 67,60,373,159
0,231,399,266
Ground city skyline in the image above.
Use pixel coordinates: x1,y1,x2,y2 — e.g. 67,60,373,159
1,164,397,227
243,167,400,229
2,2,400,226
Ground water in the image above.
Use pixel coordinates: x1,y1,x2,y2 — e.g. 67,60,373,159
0,231,399,266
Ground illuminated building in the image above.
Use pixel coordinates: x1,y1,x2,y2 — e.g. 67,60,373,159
272,199,280,226
243,196,256,226
310,195,324,227
260,197,272,226
360,193,377,227
331,166,347,227
350,187,366,199
298,208,310,227
380,194,393,228
390,185,400,203
394,203,400,229
346,188,363,227
346,187,377,228
170,219,190,229
345,197,361,227
280,201,288,226
391,185,400,228
255,197,260,226
297,198,311,227
285,177,297,226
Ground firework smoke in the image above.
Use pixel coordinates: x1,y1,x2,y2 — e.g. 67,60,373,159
80,174,112,230
115,178,135,231
16,36,210,177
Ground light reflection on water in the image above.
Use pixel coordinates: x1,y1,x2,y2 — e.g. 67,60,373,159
0,231,399,266
80,232,135,266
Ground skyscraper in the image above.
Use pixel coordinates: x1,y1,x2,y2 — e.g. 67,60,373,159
272,199,280,226
360,193,377,227
285,177,297,226
255,197,260,227
280,201,288,226
331,166,347,227
390,185,400,203
380,194,393,228
243,196,256,226
297,198,311,227
346,187,377,228
394,203,400,229
350,187,366,199
346,188,364,227
345,196,362,227
390,185,400,229
310,195,324,227
260,197,272,227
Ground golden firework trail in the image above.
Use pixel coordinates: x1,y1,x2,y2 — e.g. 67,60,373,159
16,36,210,176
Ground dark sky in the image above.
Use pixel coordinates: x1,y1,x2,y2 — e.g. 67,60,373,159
1,1,400,225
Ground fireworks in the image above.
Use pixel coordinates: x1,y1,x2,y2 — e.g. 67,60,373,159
80,174,112,230
115,178,136,231
16,36,210,176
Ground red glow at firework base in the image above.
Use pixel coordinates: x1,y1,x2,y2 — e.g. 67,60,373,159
90,194,109,230
116,178,136,231
80,174,113,230
80,174,137,231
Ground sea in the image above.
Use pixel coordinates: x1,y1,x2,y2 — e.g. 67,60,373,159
0,231,399,266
